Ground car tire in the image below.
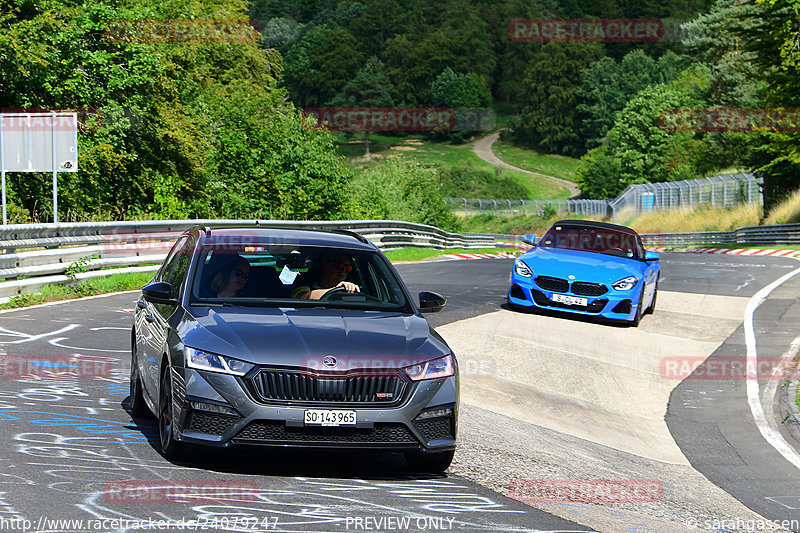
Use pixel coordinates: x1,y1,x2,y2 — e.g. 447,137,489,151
629,289,644,327
158,368,184,460
129,341,152,418
405,450,455,474
645,281,658,315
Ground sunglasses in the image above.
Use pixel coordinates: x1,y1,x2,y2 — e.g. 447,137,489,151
232,270,249,280
330,262,353,272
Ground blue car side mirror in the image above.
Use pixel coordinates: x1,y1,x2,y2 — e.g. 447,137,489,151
644,251,661,262
522,234,537,246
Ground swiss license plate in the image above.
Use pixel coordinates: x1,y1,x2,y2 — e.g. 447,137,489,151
304,409,356,427
551,294,588,306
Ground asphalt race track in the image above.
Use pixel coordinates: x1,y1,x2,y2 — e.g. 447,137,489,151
0,253,798,532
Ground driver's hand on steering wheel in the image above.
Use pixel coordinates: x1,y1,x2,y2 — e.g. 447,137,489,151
336,281,360,293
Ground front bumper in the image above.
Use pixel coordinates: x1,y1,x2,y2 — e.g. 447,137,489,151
508,275,640,322
169,368,458,452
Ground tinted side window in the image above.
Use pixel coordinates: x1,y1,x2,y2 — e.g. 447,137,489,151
158,236,188,282
164,236,195,299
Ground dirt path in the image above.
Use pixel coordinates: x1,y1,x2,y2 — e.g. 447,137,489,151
473,131,581,199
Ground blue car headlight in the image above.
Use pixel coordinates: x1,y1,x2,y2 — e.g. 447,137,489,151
612,276,638,291
514,259,533,278
185,347,255,376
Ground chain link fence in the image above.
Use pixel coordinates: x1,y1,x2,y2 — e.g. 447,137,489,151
445,198,610,217
447,173,761,221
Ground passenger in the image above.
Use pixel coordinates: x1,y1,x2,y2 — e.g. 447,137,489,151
291,254,359,299
211,256,250,298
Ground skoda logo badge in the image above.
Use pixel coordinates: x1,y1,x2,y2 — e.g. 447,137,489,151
322,356,338,368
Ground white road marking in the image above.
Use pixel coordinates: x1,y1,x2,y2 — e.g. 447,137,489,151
745,258,800,469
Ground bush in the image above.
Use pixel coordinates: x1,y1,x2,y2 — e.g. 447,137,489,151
351,159,460,231
438,160,528,199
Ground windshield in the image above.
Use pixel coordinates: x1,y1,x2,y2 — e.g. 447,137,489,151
539,225,643,260
189,244,411,312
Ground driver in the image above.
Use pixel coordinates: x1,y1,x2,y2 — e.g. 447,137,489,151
290,254,360,299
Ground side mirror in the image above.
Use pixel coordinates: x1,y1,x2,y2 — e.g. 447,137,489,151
644,251,661,262
419,291,446,313
142,281,178,305
522,234,537,246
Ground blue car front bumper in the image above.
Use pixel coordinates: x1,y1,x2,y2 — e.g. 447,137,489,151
508,276,641,322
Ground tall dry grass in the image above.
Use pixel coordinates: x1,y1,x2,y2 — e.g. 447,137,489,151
627,203,762,234
764,189,800,225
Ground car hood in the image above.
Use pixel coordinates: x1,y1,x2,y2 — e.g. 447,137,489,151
519,247,643,283
179,307,450,371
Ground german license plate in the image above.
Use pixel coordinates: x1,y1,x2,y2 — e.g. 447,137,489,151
304,409,356,427
551,294,588,306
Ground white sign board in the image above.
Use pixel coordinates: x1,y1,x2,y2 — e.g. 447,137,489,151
0,113,78,172
0,112,78,224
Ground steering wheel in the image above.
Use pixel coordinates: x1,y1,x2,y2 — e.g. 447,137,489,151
320,285,348,300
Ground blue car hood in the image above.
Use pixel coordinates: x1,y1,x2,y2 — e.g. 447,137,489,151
519,247,643,283
179,307,450,371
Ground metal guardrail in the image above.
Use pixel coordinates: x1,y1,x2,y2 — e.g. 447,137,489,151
0,219,497,300
641,223,800,247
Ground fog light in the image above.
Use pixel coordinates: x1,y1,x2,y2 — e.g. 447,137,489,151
415,407,453,420
190,401,238,416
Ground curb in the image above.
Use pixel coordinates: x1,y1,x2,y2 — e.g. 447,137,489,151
646,247,800,257
440,251,523,260
778,378,800,447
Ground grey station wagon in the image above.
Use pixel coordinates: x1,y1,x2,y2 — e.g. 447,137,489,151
130,226,458,472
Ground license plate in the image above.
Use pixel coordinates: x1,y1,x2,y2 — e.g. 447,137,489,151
304,409,356,427
551,294,588,306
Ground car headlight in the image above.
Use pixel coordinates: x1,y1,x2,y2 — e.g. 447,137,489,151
612,276,638,291
185,347,255,376
514,259,533,278
403,355,456,381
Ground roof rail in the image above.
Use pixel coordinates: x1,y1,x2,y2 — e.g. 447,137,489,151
330,228,370,244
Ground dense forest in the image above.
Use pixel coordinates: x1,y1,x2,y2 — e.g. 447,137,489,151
1,0,799,226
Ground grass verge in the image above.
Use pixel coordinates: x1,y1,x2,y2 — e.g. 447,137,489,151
384,247,512,262
492,139,581,183
0,271,154,310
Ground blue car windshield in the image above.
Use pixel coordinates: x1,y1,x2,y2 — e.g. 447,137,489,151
539,225,643,260
189,244,411,312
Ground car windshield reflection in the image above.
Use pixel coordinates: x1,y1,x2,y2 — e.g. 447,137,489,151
188,245,410,311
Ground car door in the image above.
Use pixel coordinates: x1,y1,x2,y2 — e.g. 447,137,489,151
138,235,190,396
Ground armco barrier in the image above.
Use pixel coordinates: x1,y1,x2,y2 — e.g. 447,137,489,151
641,223,800,247
0,219,496,299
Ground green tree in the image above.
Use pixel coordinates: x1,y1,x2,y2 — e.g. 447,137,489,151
511,42,604,156
283,25,363,107
328,56,394,155
428,68,492,141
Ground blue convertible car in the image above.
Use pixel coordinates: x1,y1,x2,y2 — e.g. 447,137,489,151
508,220,660,326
